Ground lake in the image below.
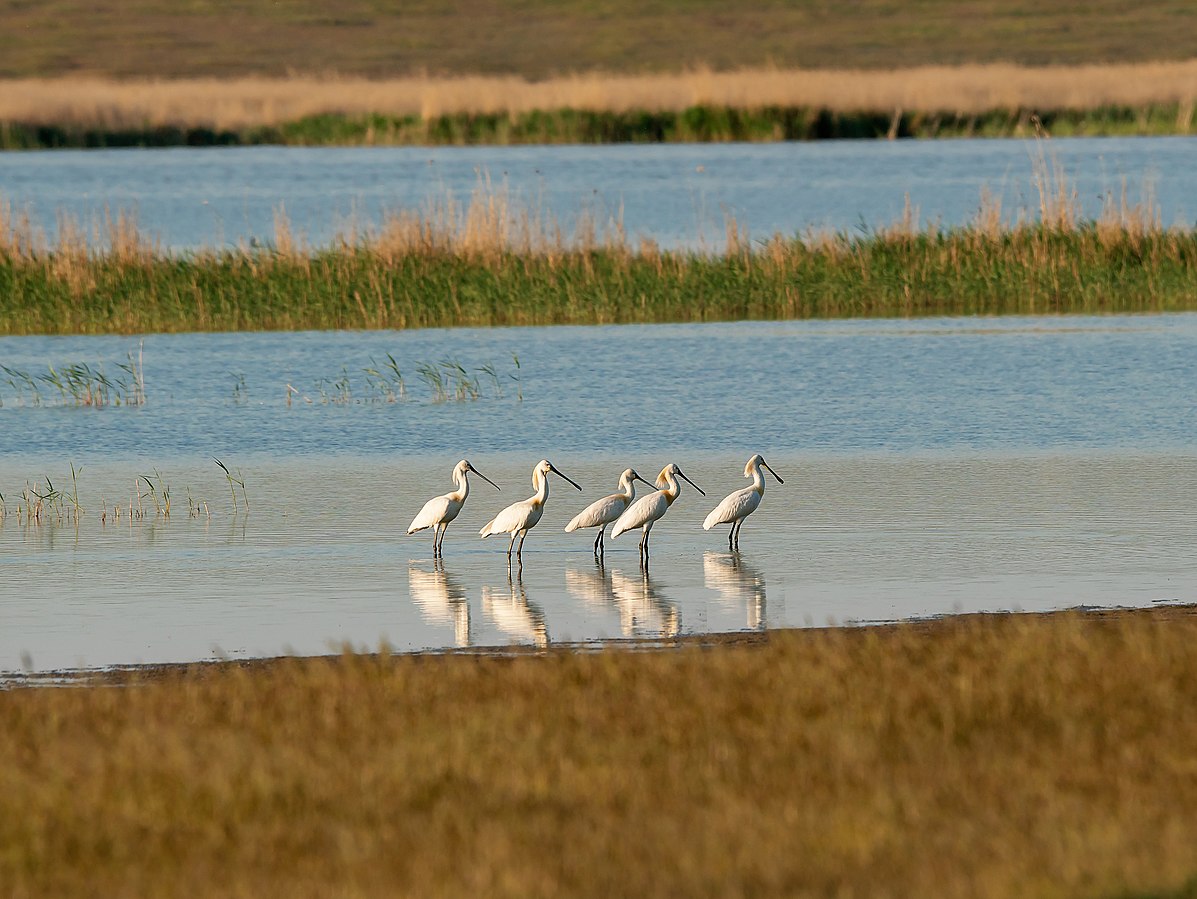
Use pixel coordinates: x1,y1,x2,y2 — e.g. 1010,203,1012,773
1,136,1195,251
1,315,1195,672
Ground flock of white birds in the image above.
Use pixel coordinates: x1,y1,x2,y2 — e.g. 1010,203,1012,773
407,454,784,560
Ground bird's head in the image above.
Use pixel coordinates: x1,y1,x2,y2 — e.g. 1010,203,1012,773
622,468,653,490
538,459,582,491
746,454,784,484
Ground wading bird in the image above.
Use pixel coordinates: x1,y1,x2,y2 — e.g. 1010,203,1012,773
564,468,654,558
611,463,705,561
407,459,499,557
480,459,582,558
702,454,784,550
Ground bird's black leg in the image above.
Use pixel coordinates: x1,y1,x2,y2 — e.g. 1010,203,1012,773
728,524,735,551
517,531,527,557
507,532,516,557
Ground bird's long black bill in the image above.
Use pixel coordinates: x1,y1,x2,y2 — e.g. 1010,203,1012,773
679,471,706,496
762,463,784,485
551,465,583,490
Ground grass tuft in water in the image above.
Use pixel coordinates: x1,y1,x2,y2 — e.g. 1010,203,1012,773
0,346,145,405
212,458,248,512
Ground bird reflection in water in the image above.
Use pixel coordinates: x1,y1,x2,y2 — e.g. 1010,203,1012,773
408,561,471,647
482,564,549,648
703,551,767,630
567,562,679,638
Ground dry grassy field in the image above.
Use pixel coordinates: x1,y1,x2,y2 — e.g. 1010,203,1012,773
2,608,1197,897
5,0,1197,79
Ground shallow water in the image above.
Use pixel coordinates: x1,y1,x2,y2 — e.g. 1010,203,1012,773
1,314,1195,672
1,137,1193,250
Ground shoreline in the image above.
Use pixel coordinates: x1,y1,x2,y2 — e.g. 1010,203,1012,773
7,603,1194,688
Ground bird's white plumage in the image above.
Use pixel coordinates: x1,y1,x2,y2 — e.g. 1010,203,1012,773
565,468,648,532
610,464,702,550
702,486,761,530
408,494,459,534
610,491,671,538
408,459,499,555
566,495,625,531
479,459,581,554
481,496,545,537
701,454,783,547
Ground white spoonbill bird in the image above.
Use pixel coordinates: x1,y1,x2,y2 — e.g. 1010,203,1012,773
407,459,500,557
610,463,705,560
564,468,654,557
480,459,582,558
702,454,784,550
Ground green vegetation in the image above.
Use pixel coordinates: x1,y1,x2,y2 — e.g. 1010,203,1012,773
4,0,1197,79
3,224,1196,335
0,345,145,405
5,103,1196,149
5,159,1191,336
2,607,1197,896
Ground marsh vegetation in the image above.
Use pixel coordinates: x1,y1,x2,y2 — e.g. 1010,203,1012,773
2,159,1193,335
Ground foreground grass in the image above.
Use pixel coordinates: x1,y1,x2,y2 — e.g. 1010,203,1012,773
3,225,1197,335
3,609,1197,896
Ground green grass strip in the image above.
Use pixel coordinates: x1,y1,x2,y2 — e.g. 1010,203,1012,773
3,224,1196,335
2,103,1195,149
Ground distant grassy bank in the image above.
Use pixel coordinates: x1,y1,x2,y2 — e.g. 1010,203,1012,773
6,62,1197,148
3,608,1197,896
8,102,1197,149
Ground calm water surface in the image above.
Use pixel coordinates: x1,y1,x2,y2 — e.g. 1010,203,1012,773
1,137,1194,250
1,315,1195,672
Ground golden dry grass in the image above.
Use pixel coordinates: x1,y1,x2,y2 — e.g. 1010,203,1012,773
5,61,1197,132
2,609,1197,897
